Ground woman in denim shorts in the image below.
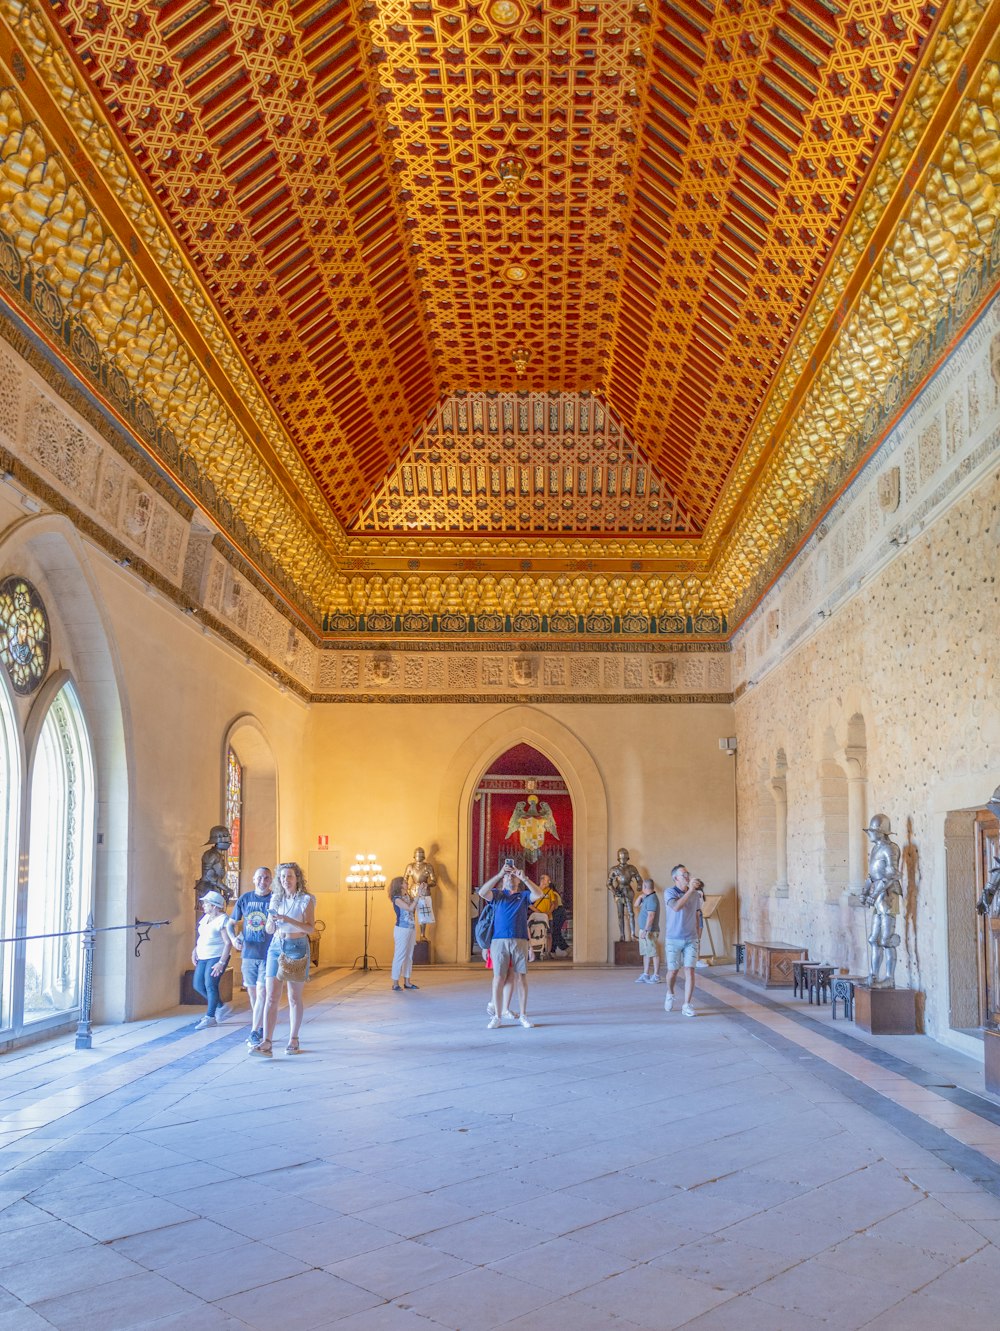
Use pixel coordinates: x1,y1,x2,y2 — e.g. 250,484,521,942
252,861,315,1057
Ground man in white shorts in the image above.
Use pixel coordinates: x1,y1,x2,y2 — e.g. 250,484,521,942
663,864,701,1017
479,861,543,1029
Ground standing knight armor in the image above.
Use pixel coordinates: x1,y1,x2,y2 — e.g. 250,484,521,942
607,847,643,943
860,814,903,988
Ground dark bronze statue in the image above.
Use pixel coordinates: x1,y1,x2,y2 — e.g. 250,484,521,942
196,824,232,900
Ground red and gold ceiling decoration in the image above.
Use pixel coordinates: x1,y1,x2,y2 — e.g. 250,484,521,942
0,0,997,637
353,390,700,536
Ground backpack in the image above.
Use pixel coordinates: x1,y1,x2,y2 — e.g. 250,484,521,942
474,899,496,953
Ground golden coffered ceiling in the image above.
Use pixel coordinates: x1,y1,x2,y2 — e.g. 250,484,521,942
354,390,701,535
0,0,998,637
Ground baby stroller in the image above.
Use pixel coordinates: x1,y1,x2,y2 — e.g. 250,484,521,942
527,911,550,961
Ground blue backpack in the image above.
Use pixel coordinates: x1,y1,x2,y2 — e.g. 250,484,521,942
475,899,496,953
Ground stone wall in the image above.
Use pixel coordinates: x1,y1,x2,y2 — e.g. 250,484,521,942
732,295,1000,1041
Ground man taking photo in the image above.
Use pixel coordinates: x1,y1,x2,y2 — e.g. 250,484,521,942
479,860,543,1029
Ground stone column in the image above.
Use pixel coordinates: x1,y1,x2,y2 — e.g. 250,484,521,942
839,746,867,895
770,775,788,898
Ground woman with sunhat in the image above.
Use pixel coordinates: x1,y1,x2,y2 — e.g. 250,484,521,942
191,889,232,1029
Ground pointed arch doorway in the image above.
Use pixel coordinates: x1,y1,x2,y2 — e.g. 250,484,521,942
470,743,574,959
437,706,609,965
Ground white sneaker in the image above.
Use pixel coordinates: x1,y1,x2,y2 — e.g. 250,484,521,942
487,1002,496,1017
501,1009,518,1020
682,1003,695,1018
215,1004,231,1023
487,1015,500,1029
635,974,648,984
663,993,674,1012
194,1015,216,1030
651,975,662,983
519,1016,534,1028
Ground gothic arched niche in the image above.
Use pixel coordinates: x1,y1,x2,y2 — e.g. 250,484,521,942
471,742,574,958
223,715,278,894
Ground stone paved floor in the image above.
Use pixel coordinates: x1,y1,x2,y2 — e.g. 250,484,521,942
3,965,1000,1330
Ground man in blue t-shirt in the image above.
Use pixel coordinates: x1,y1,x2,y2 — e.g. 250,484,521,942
663,864,701,1018
227,866,273,1049
479,861,543,1029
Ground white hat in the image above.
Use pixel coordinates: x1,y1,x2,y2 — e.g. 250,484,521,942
200,890,226,908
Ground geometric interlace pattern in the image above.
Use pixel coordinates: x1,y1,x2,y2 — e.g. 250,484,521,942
351,391,700,535
45,0,936,537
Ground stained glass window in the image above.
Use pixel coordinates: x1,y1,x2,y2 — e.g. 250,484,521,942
226,746,242,898
0,576,50,696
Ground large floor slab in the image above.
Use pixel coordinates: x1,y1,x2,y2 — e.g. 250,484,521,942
2,965,1000,1329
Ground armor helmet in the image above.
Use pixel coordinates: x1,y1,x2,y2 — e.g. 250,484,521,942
205,824,231,846
864,814,892,837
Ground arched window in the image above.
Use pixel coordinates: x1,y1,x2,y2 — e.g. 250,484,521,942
24,681,94,1024
0,676,18,1031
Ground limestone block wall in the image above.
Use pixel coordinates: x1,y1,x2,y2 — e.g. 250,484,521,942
732,296,1000,1041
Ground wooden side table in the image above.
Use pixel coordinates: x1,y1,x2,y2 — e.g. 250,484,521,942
807,964,834,1005
832,974,866,1021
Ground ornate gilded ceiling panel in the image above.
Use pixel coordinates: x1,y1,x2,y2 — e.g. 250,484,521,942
38,0,936,537
45,0,435,523
353,390,700,535
0,0,996,641
615,0,936,523
359,0,653,394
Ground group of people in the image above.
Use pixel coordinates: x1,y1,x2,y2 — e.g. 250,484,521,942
634,864,706,1016
476,860,706,1027
192,861,316,1056
191,855,705,1044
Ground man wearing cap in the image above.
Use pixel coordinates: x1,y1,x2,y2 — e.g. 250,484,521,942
227,866,273,1049
192,889,232,1029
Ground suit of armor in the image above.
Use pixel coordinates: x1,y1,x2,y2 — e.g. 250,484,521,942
860,815,903,988
608,847,642,943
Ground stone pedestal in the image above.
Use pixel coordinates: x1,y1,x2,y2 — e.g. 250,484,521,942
614,939,640,967
180,968,234,1007
983,1027,1000,1095
853,984,917,1034
412,939,431,966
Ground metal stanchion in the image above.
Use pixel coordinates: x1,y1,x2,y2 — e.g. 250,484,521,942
75,912,97,1049
0,917,170,1049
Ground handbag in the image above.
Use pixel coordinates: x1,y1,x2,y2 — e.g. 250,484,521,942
276,940,308,982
